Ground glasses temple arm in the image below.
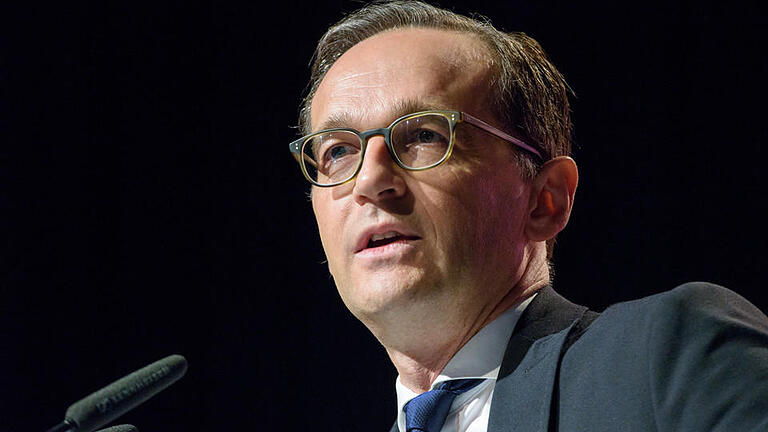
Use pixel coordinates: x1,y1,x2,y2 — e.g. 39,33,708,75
303,153,318,168
462,113,542,158
291,148,319,169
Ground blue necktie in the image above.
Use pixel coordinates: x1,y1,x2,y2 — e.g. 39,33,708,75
403,379,484,432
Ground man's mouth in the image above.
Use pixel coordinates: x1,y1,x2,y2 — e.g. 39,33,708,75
367,231,416,249
355,228,421,253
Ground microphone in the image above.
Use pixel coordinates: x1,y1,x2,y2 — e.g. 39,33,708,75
94,426,138,432
45,355,187,432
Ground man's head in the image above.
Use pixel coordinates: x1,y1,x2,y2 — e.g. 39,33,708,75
300,1,572,185
295,1,577,353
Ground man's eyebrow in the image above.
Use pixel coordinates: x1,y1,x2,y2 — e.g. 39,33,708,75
392,99,447,118
314,99,447,132
316,112,355,132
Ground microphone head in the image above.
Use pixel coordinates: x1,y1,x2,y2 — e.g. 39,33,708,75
65,355,187,432
94,425,138,432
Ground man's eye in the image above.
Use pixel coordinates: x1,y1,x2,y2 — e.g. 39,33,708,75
322,143,357,162
418,130,438,143
411,128,447,146
330,145,348,160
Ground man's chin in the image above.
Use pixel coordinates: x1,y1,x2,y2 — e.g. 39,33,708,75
342,274,431,321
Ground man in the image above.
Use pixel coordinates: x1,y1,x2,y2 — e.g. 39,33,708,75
288,1,768,431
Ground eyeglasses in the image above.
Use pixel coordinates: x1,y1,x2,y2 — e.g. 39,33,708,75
288,110,542,187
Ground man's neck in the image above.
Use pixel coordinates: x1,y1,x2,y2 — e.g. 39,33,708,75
386,280,545,393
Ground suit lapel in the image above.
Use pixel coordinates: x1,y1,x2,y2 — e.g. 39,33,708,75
488,287,587,432
388,288,586,432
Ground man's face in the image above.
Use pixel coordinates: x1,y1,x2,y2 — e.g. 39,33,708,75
310,29,533,332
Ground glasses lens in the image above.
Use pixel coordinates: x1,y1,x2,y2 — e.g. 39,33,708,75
301,131,362,185
391,114,452,168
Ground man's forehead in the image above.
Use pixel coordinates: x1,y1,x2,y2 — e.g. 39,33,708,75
315,99,450,131
310,28,494,131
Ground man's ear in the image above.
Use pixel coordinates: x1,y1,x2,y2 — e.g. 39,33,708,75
526,156,578,242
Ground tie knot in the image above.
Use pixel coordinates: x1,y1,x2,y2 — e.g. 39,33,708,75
403,379,484,432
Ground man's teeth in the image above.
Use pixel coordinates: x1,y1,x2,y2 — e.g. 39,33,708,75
370,231,401,242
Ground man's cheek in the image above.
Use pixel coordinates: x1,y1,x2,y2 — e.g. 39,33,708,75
325,244,348,283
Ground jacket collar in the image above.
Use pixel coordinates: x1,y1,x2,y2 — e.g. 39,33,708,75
487,286,587,432
388,286,586,432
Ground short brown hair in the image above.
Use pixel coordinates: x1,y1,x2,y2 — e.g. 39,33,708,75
299,0,573,258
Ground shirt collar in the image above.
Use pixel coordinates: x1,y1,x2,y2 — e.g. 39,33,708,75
394,294,536,428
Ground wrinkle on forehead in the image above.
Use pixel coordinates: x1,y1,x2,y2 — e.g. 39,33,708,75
328,66,452,99
327,70,387,100
333,70,383,84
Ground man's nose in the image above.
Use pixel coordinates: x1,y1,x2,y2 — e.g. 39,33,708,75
352,135,407,203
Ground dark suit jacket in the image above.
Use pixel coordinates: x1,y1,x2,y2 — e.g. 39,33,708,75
391,282,768,431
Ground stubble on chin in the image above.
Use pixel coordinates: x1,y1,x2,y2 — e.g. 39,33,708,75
338,265,436,326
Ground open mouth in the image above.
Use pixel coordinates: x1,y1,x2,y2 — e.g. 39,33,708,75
364,231,420,250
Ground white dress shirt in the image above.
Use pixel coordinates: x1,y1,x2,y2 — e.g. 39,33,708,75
394,295,535,432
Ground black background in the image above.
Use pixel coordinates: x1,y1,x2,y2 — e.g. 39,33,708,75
2,0,767,431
